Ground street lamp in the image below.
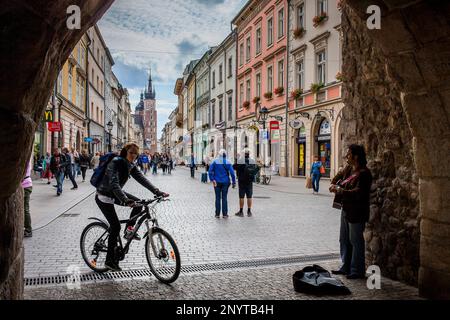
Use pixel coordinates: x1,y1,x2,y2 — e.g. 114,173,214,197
256,103,269,169
107,120,113,152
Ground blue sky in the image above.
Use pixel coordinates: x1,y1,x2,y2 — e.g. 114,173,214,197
98,0,247,139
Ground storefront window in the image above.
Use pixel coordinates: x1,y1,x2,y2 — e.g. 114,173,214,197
297,126,306,176
317,119,331,177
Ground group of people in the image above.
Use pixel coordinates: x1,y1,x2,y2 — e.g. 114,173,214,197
137,151,173,175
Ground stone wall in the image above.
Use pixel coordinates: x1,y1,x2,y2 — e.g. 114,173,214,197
340,4,420,286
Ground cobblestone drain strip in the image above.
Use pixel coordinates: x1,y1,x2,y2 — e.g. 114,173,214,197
24,253,340,287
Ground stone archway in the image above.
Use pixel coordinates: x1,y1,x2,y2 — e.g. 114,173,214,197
342,1,450,299
0,0,114,299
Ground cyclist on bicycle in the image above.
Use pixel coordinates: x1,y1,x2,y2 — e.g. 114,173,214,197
95,142,168,271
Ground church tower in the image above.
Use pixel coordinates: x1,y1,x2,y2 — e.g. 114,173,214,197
141,68,157,153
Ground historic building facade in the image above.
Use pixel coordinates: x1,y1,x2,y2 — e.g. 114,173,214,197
232,0,289,174
287,0,344,178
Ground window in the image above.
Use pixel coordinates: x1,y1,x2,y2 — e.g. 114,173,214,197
96,76,99,91
228,56,233,76
91,103,93,118
96,107,99,122
101,56,104,70
246,79,251,102
278,60,284,88
278,8,285,39
297,3,305,29
228,95,233,121
100,110,103,125
256,73,261,97
317,51,326,84
219,64,223,83
101,81,103,94
57,71,63,93
68,73,73,100
76,81,80,107
211,102,215,124
212,71,216,89
97,48,100,61
81,47,85,67
267,66,273,92
239,43,244,66
246,37,251,62
77,44,81,64
219,98,223,122
317,0,327,15
91,69,94,82
239,83,244,108
267,17,273,46
81,85,85,108
256,28,261,55
296,59,304,89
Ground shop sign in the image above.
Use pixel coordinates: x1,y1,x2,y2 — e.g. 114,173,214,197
44,110,53,122
47,121,62,132
84,137,93,142
296,137,306,144
317,135,331,141
289,119,303,129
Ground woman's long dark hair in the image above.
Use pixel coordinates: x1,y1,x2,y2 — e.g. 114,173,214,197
120,142,139,158
348,144,367,167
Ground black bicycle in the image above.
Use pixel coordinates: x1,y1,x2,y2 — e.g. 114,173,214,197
80,196,181,284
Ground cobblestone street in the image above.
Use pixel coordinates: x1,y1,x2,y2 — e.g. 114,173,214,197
22,167,422,300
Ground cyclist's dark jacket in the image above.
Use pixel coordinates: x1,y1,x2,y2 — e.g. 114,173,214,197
97,156,159,203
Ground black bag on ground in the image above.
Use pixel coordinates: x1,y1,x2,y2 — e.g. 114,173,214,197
201,172,208,183
292,264,351,295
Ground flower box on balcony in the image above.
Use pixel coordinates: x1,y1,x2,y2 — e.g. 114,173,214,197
243,101,250,109
290,88,303,100
253,96,260,104
310,83,325,94
293,27,305,39
264,92,273,100
313,12,328,27
274,86,284,96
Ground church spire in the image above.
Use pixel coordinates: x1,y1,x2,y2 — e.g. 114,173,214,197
144,67,156,100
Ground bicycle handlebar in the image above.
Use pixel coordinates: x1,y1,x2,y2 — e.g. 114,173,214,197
136,196,170,206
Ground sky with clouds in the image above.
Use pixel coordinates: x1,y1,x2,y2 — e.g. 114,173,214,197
98,0,247,139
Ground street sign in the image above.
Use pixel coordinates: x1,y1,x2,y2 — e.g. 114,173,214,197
47,121,61,132
271,129,280,143
262,130,269,141
84,137,93,142
44,110,53,122
269,120,279,130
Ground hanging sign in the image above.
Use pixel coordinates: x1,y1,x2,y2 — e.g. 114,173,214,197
269,121,279,130
47,122,62,132
44,110,53,122
289,119,303,129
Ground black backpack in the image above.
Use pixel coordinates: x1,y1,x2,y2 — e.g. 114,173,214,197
90,152,117,188
292,265,351,295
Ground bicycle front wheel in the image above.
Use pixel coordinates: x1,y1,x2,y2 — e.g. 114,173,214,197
145,227,181,284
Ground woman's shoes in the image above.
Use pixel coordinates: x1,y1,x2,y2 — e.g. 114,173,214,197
331,269,348,275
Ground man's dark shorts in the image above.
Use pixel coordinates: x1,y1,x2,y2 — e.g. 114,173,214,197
238,183,253,198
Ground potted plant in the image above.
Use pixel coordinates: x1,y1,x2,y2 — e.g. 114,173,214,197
313,12,328,27
274,86,284,96
336,72,343,82
243,101,250,109
310,83,325,94
293,27,305,39
290,88,303,100
253,96,260,104
264,92,273,100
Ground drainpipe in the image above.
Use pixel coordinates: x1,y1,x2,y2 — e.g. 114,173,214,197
232,22,238,161
85,36,92,154
285,0,292,177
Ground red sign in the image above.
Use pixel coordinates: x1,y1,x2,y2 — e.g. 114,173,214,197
269,121,279,130
47,122,62,132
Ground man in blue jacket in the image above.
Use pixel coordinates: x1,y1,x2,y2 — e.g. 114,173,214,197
208,149,236,218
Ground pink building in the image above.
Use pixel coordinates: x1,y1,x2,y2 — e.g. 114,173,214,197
232,0,288,173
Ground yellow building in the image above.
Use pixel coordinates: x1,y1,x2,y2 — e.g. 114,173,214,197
55,33,89,152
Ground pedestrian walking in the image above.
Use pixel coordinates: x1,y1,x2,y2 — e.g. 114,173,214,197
50,148,69,196
42,152,52,184
208,149,236,218
234,149,259,217
310,156,323,194
190,153,197,178
139,152,149,174
73,149,81,177
152,153,160,175
79,150,90,182
62,147,78,190
168,155,173,174
91,152,100,169
22,154,33,237
330,144,372,279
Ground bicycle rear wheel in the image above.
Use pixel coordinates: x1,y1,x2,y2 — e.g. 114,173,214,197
145,227,181,284
80,221,109,273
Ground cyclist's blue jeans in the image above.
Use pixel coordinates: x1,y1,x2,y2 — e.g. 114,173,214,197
214,182,230,216
312,173,321,192
56,171,65,194
339,210,366,275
